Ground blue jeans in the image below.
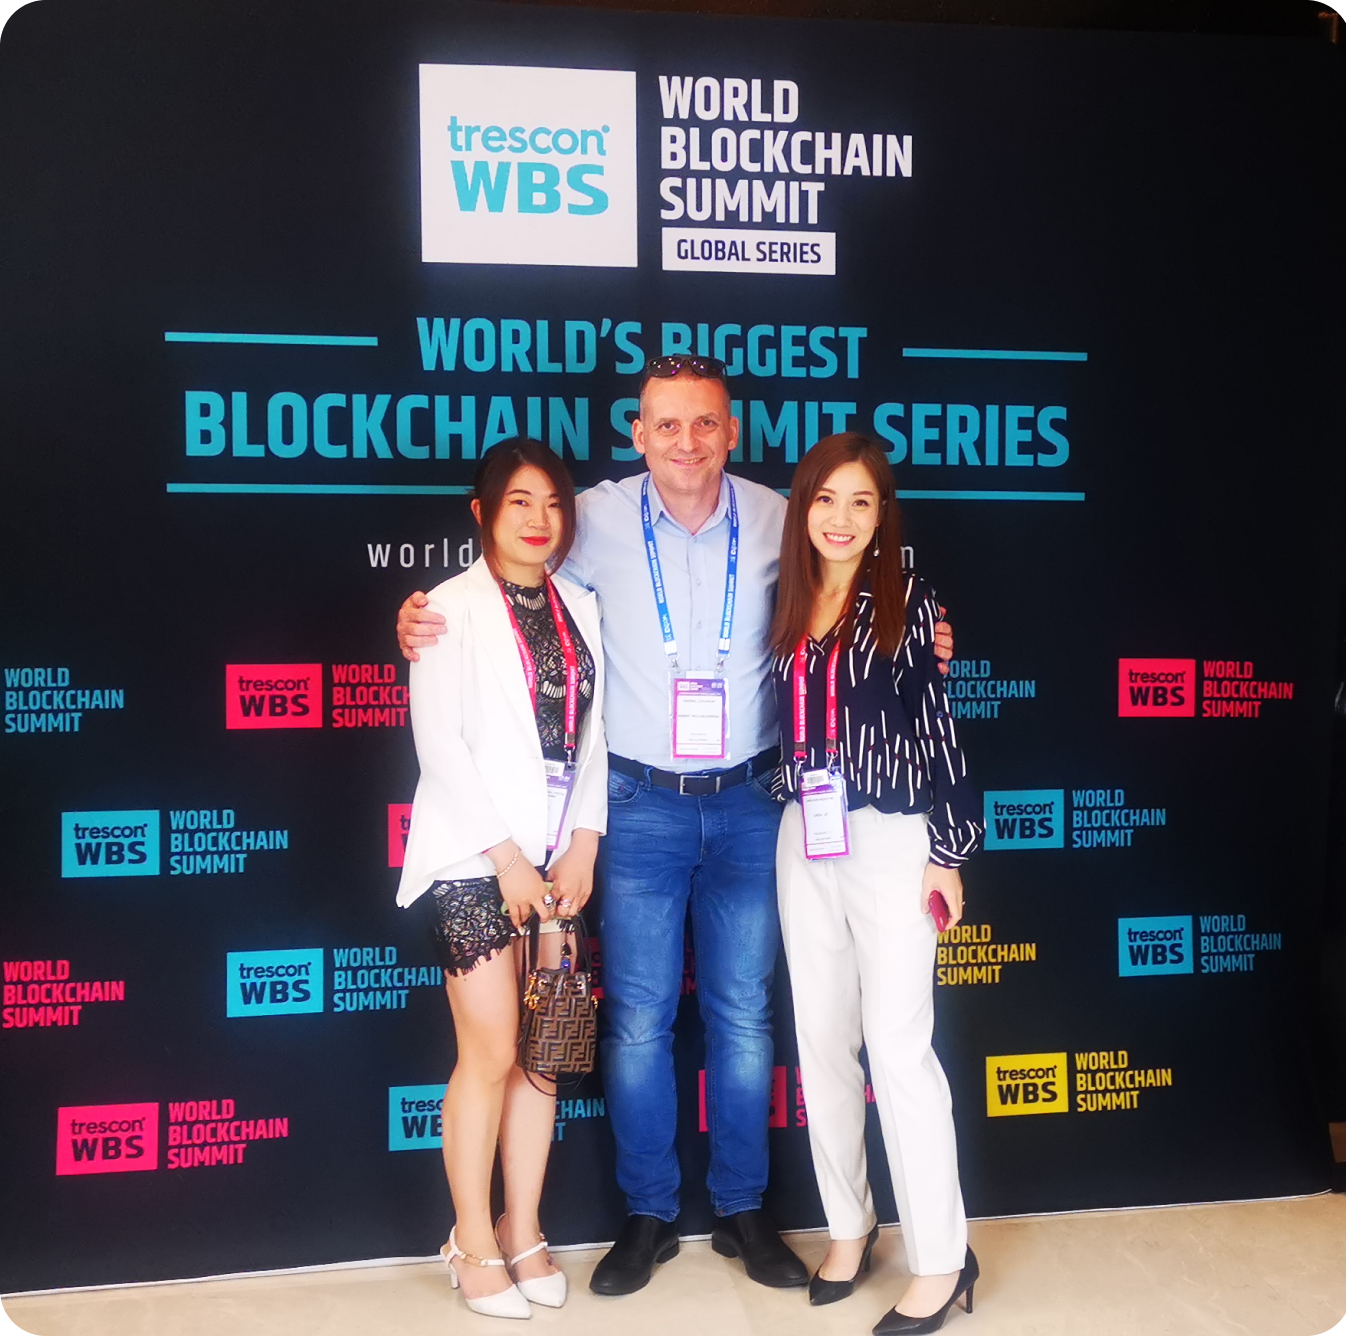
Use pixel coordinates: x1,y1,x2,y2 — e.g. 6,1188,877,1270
598,765,783,1221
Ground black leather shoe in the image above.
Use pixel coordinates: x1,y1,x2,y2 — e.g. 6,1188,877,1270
809,1223,880,1305
872,1248,979,1334
710,1208,809,1288
589,1215,680,1296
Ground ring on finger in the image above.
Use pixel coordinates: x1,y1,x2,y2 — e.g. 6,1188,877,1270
542,894,555,907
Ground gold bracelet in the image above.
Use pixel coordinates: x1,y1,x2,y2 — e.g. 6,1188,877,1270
494,848,520,879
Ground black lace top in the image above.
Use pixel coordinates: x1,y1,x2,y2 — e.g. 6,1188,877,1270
501,580,596,762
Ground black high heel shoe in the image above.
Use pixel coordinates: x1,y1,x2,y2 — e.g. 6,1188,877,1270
808,1223,880,1306
871,1248,979,1334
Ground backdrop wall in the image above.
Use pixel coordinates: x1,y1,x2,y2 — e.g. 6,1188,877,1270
2,0,1344,1292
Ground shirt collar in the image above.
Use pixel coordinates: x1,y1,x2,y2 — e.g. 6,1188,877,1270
645,472,732,536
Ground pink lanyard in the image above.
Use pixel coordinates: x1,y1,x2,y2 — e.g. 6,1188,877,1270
792,634,842,766
501,580,580,761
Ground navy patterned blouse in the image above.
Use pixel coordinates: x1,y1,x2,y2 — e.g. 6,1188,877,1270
771,574,983,868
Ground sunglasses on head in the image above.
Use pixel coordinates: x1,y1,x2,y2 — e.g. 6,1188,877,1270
641,354,728,381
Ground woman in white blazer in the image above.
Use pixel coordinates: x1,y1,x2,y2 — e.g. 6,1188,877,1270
397,438,606,1320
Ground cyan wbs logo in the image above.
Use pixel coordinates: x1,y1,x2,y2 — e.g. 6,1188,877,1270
983,790,1065,850
388,1083,446,1151
1118,916,1194,976
226,949,324,1017
61,810,160,878
419,64,637,267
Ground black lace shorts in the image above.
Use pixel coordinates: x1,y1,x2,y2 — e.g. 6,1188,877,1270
422,877,516,977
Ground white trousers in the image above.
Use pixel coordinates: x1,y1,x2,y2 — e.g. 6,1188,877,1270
777,803,968,1275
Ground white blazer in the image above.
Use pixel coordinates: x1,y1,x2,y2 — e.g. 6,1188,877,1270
396,558,607,907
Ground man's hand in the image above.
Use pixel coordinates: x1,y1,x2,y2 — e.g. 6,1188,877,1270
398,592,447,663
934,605,954,675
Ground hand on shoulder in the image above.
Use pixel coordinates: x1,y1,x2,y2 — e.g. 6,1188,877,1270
398,590,447,662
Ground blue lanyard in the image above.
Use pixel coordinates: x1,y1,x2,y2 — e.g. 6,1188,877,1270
640,476,739,670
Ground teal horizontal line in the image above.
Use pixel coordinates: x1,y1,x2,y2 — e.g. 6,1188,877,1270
902,347,1087,362
166,483,472,495
171,483,1082,502
898,489,1085,501
773,487,1085,502
164,332,379,346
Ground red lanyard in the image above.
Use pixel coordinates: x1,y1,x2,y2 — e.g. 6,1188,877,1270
793,634,842,764
501,579,580,760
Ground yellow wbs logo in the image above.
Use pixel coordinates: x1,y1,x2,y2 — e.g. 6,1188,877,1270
985,1052,1069,1117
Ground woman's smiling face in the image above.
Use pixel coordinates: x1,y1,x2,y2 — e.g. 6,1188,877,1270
806,459,882,570
475,463,563,577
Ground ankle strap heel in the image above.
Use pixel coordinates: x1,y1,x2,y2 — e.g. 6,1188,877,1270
495,1215,567,1309
442,1228,532,1319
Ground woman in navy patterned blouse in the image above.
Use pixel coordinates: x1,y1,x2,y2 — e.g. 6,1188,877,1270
769,432,984,1335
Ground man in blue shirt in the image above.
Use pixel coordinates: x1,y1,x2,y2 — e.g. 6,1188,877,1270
396,358,955,1294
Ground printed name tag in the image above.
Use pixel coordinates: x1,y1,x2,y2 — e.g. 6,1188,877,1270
800,768,850,860
544,760,576,852
671,674,728,760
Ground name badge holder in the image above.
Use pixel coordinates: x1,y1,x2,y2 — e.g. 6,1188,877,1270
794,634,850,860
642,477,739,763
501,580,580,854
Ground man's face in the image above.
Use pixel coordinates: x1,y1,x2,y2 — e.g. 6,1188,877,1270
632,373,738,502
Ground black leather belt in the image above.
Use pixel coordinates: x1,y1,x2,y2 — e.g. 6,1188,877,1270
609,748,780,797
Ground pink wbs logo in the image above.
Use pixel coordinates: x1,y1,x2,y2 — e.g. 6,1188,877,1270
1117,659,1196,717
55,1102,159,1175
387,805,413,868
225,664,323,729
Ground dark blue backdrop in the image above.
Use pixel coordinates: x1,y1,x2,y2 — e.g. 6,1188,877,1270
1,0,1343,1291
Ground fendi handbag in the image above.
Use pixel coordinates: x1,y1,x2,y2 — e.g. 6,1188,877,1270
517,912,597,1086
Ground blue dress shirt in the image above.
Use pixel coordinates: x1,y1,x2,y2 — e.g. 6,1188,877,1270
561,471,786,773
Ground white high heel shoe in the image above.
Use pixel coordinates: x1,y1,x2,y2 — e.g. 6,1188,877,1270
442,1228,532,1320
497,1216,567,1308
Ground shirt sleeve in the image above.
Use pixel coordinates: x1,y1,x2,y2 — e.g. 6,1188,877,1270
556,493,597,592
897,581,983,867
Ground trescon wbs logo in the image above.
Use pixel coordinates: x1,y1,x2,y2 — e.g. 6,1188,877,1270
987,1050,1175,1116
983,790,1064,850
985,1053,1068,1117
226,949,324,1017
419,64,637,268
225,664,322,729
61,810,160,878
388,804,413,868
1118,916,1193,976
55,1102,160,1175
389,1084,446,1151
1117,658,1196,717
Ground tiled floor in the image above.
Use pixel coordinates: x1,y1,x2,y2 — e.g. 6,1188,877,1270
6,1195,1345,1336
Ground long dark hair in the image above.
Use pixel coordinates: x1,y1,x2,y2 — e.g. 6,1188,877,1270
769,433,907,657
472,437,577,577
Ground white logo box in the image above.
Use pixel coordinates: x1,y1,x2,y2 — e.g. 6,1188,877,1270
420,64,637,268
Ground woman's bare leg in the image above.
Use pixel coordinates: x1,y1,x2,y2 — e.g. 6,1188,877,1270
441,947,518,1299
497,933,562,1282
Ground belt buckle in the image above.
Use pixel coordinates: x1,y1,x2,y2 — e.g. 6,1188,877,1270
677,771,722,796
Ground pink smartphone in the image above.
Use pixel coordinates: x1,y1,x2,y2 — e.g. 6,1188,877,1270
929,890,951,933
